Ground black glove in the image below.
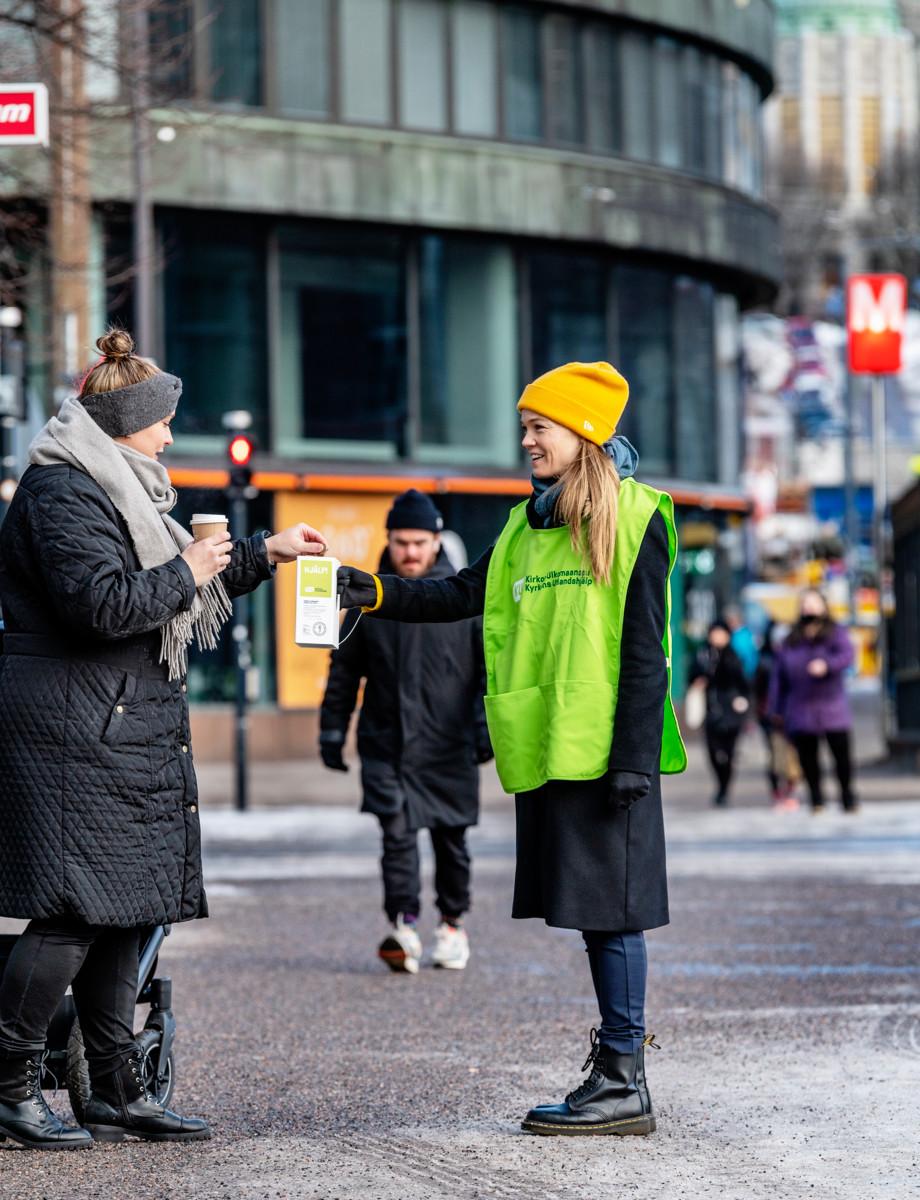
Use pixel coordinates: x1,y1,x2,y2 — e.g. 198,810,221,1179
336,566,379,610
608,770,650,811
474,739,494,765
319,730,348,772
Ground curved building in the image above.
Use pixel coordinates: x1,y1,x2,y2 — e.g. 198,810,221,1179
5,0,782,720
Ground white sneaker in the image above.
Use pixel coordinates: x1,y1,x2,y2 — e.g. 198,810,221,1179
432,922,470,970
378,916,422,974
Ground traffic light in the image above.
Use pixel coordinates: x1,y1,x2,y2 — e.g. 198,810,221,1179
227,432,255,497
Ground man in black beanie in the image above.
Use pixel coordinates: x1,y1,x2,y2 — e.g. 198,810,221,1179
319,490,491,973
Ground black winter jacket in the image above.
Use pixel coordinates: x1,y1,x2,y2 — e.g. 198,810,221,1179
320,547,488,829
0,464,272,927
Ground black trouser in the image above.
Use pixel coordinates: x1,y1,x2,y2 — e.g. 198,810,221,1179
704,724,741,798
378,808,471,923
0,919,140,1079
791,730,855,810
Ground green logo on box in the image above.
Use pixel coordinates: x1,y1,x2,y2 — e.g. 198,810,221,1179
299,559,333,599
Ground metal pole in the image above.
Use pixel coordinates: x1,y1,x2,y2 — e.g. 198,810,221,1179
131,0,155,354
230,493,250,812
871,373,890,748
843,363,859,624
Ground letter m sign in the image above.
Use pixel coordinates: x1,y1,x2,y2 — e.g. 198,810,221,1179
847,274,907,375
0,84,49,146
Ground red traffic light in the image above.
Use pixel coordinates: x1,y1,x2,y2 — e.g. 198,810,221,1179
228,434,254,467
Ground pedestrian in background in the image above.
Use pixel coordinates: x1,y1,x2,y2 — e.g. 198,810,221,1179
319,490,491,974
689,621,751,807
768,589,857,813
724,603,758,679
337,361,687,1138
754,620,801,810
0,330,326,1150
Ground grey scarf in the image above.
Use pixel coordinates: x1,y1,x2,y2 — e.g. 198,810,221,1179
29,398,232,679
532,434,640,527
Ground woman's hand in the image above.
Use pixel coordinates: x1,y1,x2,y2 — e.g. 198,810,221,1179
807,658,829,678
609,770,651,811
265,523,328,564
731,695,750,714
337,566,379,609
181,534,233,588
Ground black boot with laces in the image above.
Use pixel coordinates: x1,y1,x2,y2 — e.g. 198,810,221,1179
83,1048,211,1143
521,1028,658,1137
0,1053,92,1149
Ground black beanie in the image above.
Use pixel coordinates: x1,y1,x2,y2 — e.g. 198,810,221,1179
386,489,443,533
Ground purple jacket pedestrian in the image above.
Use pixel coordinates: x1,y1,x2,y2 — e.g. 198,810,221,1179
768,623,853,735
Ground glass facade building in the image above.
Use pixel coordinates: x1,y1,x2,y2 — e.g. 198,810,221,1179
3,0,781,720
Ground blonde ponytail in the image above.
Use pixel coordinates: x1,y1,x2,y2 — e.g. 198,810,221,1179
553,440,620,585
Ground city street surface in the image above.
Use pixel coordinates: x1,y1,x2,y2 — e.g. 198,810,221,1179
1,694,918,1199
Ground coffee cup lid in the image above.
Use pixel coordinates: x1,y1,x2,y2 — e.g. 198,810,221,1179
191,513,228,523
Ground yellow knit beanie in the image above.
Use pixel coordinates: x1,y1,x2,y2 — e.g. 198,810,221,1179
517,361,629,446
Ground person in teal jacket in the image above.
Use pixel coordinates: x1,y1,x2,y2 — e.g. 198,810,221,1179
338,362,686,1137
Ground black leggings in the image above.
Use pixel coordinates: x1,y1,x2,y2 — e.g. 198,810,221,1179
791,730,855,810
704,725,741,798
0,919,140,1079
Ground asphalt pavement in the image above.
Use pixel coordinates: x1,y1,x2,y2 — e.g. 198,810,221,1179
1,694,919,1199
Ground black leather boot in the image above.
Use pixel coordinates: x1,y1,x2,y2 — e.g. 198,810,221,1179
521,1029,658,1137
0,1054,92,1150
83,1048,211,1143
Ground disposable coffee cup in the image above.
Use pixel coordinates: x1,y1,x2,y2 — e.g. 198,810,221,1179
190,513,229,542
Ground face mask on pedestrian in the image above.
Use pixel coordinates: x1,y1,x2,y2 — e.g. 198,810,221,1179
387,530,440,578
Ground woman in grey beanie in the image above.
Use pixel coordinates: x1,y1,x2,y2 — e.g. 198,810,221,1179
0,329,327,1149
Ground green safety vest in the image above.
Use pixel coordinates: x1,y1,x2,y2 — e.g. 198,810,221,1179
483,479,688,794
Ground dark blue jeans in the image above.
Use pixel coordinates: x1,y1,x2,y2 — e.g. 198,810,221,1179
582,930,647,1053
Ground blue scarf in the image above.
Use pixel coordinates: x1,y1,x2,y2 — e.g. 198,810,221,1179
531,435,639,528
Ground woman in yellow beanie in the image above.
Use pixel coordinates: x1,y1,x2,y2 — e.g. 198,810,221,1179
338,361,686,1137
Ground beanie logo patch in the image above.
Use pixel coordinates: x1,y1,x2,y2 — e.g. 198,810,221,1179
583,419,594,432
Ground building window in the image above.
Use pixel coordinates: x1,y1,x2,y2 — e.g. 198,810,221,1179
418,237,518,466
621,30,654,161
340,0,392,125
398,0,448,131
615,266,674,477
501,5,543,141
819,94,844,191
673,276,716,482
275,0,331,116
583,24,621,155
543,12,581,145
208,0,263,106
451,1,498,137
703,55,723,180
161,213,268,441
277,226,407,453
530,251,608,376
682,46,705,173
654,37,683,169
861,95,881,193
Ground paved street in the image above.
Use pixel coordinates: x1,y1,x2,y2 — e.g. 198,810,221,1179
2,700,919,1199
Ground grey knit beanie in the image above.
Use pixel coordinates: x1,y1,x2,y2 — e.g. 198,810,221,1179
80,372,183,438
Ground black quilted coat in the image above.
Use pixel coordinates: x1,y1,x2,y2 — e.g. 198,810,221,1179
320,547,488,830
0,463,272,927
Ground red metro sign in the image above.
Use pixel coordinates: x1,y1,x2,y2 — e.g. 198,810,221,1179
0,83,49,146
847,273,907,375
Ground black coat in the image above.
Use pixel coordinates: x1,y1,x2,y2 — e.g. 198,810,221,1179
371,503,672,932
321,547,488,830
690,644,750,735
0,463,272,927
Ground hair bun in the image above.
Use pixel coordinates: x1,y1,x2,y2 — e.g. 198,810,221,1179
96,328,135,361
